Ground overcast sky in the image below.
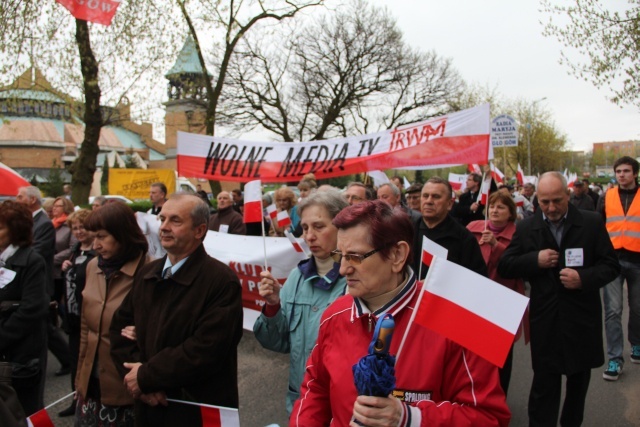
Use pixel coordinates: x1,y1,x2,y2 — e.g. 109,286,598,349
375,0,638,153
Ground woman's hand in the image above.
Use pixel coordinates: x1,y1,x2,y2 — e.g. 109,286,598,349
62,260,72,271
258,271,282,306
479,229,497,246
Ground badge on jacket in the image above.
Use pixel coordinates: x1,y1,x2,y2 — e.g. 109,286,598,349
565,248,584,267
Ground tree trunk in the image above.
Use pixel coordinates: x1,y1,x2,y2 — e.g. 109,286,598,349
70,19,102,206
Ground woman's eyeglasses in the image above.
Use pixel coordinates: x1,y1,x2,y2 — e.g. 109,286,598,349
331,248,382,265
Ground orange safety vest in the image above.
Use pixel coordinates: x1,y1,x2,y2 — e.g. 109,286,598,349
605,187,640,252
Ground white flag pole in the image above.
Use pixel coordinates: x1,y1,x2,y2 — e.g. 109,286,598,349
396,262,437,362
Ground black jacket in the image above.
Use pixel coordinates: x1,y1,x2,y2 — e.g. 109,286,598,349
412,214,487,280
498,204,620,374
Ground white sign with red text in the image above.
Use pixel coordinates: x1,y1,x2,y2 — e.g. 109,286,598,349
178,104,490,183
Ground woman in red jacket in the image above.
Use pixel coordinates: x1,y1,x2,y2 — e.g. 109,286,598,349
467,190,528,395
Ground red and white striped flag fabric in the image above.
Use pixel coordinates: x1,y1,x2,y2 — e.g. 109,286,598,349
468,164,482,174
477,173,492,205
266,203,278,220
516,163,525,186
243,180,263,223
165,399,239,427
285,230,311,257
490,163,504,183
421,235,448,267
276,210,292,228
414,257,529,367
55,0,121,26
27,409,54,427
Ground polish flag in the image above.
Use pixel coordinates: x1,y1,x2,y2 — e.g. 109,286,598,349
490,163,504,183
276,210,292,228
414,257,529,367
285,230,311,257
477,173,492,205
55,0,121,26
516,163,525,186
266,204,278,220
167,399,239,426
468,164,482,174
448,172,467,192
27,409,54,427
421,236,448,267
242,180,263,223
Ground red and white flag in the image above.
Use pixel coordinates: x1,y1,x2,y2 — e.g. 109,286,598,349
477,173,492,205
55,0,121,26
468,164,482,174
242,180,263,223
266,204,278,220
414,257,529,367
276,210,292,228
421,236,448,267
27,409,54,427
285,230,311,257
490,163,504,183
167,399,239,427
448,172,467,192
516,163,525,186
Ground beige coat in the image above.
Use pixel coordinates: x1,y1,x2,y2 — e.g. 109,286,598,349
75,253,147,406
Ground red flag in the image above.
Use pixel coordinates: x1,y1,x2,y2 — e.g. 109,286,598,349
414,257,529,367
276,210,291,228
490,163,504,183
477,173,492,205
27,409,55,427
165,399,239,427
242,180,262,223
266,204,278,220
285,230,311,257
467,164,482,174
55,0,121,26
421,236,448,267
516,163,525,186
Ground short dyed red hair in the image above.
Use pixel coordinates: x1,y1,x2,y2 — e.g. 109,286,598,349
332,199,413,269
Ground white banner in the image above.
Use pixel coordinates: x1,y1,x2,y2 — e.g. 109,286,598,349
203,231,306,330
177,104,490,183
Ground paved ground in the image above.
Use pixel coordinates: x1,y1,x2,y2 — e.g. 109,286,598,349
42,290,640,426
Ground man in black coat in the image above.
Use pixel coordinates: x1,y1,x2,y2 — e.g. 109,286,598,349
498,172,620,427
453,173,485,225
412,177,487,280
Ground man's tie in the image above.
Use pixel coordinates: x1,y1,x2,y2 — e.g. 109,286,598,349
163,267,173,279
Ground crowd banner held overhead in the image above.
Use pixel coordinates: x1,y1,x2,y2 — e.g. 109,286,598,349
177,104,491,183
108,169,176,200
55,0,122,26
203,231,304,330
414,257,529,367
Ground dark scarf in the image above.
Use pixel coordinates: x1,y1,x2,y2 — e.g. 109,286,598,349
97,255,128,280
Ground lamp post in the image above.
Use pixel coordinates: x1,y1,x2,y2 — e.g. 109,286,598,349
527,97,547,176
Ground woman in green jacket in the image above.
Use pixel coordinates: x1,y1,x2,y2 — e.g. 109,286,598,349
253,189,348,416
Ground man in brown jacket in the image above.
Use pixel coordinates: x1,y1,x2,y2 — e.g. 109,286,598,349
110,194,243,426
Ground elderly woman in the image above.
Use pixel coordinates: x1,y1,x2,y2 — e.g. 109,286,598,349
467,191,527,395
254,190,348,415
75,202,148,425
57,209,96,417
0,201,48,416
271,186,300,237
291,200,510,426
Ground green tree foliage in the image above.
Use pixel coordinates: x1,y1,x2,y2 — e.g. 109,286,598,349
45,159,65,197
541,0,640,107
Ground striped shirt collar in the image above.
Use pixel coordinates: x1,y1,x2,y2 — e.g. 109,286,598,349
351,268,417,322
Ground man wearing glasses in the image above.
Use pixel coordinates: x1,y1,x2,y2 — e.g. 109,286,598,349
343,182,374,206
411,177,487,279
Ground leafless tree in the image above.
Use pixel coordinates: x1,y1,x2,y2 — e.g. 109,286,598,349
223,0,464,142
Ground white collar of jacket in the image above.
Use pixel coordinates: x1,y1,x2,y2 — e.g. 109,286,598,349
350,268,417,322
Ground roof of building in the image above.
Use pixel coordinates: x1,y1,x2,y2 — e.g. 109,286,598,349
165,35,208,77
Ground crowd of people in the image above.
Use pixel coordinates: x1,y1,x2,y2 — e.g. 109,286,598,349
0,156,638,426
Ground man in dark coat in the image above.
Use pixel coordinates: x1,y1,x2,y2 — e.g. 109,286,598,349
453,173,485,225
110,194,243,426
498,172,619,427
412,177,487,280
